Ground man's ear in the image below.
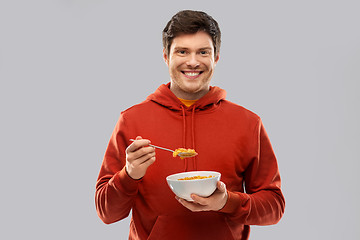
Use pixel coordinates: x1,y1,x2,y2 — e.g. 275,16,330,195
214,53,220,65
163,49,169,66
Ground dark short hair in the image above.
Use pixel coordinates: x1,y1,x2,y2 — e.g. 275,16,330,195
162,10,221,58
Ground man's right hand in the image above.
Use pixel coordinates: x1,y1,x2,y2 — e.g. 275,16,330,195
125,136,156,180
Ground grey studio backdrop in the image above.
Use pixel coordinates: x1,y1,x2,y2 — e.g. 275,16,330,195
1,0,359,239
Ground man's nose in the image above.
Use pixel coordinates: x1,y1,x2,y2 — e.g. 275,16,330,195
186,53,200,68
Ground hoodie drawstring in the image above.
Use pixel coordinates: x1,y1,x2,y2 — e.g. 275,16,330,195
191,107,197,170
180,106,188,171
180,105,197,172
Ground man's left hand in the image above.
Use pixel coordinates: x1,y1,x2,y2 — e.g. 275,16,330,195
176,181,228,212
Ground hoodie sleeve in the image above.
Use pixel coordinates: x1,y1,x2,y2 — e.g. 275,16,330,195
95,113,140,224
219,118,285,225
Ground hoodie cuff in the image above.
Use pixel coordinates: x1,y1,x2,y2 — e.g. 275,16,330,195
110,167,141,196
219,191,248,214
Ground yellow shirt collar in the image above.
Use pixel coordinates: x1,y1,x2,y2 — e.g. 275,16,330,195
178,98,198,107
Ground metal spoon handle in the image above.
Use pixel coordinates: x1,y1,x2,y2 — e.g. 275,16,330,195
129,139,174,153
148,144,174,153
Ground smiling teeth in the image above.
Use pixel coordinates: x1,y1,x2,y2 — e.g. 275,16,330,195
184,72,200,76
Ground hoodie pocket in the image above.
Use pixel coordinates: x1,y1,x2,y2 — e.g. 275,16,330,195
147,214,235,240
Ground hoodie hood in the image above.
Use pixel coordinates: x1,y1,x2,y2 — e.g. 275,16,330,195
146,83,227,112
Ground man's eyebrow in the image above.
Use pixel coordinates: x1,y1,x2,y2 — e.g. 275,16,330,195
173,47,212,51
199,47,213,51
173,47,189,50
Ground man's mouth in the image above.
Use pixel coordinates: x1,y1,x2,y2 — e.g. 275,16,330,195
182,71,203,79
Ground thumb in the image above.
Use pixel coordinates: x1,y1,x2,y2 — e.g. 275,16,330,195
136,136,143,140
217,181,226,192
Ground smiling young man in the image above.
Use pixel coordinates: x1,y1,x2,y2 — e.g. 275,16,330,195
96,10,285,240
164,30,219,100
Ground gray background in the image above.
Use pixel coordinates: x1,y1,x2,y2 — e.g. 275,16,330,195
1,0,359,239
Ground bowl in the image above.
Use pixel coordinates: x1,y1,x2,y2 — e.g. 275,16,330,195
166,171,221,201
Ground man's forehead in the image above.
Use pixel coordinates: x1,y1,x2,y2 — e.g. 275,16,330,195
170,32,214,50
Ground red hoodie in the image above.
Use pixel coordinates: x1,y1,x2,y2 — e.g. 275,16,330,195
95,83,285,240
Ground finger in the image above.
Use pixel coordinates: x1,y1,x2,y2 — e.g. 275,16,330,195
126,139,151,153
135,136,142,140
190,194,208,206
176,197,195,209
140,156,156,168
132,151,156,165
129,146,155,160
176,197,207,212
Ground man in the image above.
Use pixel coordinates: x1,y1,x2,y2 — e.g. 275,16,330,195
95,10,285,240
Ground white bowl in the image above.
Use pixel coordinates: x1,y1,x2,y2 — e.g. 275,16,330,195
166,171,221,201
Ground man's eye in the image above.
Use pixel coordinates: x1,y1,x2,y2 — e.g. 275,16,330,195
178,50,186,54
200,51,209,55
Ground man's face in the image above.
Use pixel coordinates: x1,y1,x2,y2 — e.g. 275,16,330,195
164,31,219,100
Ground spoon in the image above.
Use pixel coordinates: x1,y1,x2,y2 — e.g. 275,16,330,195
129,139,197,158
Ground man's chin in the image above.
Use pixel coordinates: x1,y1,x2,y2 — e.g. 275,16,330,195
182,85,210,96
181,85,202,93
